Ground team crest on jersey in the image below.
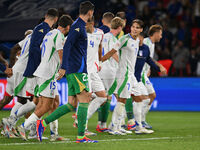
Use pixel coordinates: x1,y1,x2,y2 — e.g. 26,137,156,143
139,50,143,56
39,29,44,33
75,28,80,32
131,44,134,47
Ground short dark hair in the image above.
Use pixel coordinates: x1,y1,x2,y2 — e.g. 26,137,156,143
131,19,144,28
148,24,163,36
46,8,59,18
103,12,114,23
116,11,126,20
79,1,94,15
58,15,73,28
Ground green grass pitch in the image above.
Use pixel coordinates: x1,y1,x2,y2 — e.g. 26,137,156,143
0,110,200,150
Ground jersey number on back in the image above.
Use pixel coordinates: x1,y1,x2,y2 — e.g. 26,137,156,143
41,38,48,57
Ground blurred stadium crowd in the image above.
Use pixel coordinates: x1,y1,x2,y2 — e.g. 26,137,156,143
1,0,200,77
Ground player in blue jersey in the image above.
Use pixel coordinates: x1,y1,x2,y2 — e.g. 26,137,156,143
23,8,58,102
99,12,114,34
36,1,97,143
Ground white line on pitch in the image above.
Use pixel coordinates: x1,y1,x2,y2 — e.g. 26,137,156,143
0,136,197,146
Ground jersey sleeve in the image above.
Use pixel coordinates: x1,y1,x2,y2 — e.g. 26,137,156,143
18,39,25,48
146,47,160,72
55,32,64,51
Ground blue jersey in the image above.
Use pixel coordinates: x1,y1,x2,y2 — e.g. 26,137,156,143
99,25,110,34
61,17,87,74
23,22,51,77
135,44,160,82
0,63,6,72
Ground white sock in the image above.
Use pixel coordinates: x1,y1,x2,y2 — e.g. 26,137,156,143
50,120,58,135
133,101,143,129
143,105,151,121
10,102,23,116
141,99,150,122
111,102,125,131
120,109,126,126
87,97,107,120
16,101,36,118
24,113,39,130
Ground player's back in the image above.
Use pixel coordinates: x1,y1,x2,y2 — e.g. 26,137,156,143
61,17,87,74
99,32,119,79
87,28,103,73
23,22,51,77
34,29,64,80
12,34,32,74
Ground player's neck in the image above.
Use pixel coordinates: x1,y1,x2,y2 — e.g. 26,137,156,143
79,15,89,23
110,29,118,36
103,23,111,29
44,19,54,28
149,36,155,43
130,33,138,40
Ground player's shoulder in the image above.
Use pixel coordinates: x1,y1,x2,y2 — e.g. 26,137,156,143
96,28,104,34
141,44,150,52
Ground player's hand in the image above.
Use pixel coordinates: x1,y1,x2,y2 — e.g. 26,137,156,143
147,70,151,77
4,67,12,77
160,66,167,76
98,66,102,71
56,69,66,80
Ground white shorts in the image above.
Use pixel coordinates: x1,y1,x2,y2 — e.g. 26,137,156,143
55,84,59,96
25,77,37,96
13,72,29,98
101,78,117,96
131,81,149,96
142,75,155,94
36,77,57,98
88,72,105,93
116,76,132,99
5,75,14,96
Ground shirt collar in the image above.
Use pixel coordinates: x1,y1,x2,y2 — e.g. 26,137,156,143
77,17,86,26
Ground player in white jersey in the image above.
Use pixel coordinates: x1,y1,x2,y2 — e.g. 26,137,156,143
141,25,163,129
0,30,32,110
96,17,124,132
1,30,34,137
83,17,108,136
106,19,150,134
16,15,73,141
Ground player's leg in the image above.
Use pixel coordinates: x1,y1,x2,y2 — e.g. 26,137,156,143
109,78,132,135
86,73,107,134
97,79,116,132
0,75,15,110
142,76,156,129
0,96,13,110
125,97,136,130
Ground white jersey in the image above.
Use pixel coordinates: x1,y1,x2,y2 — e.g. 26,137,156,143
98,32,120,79
34,29,64,80
12,34,32,73
116,34,139,78
87,28,103,73
142,37,155,75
